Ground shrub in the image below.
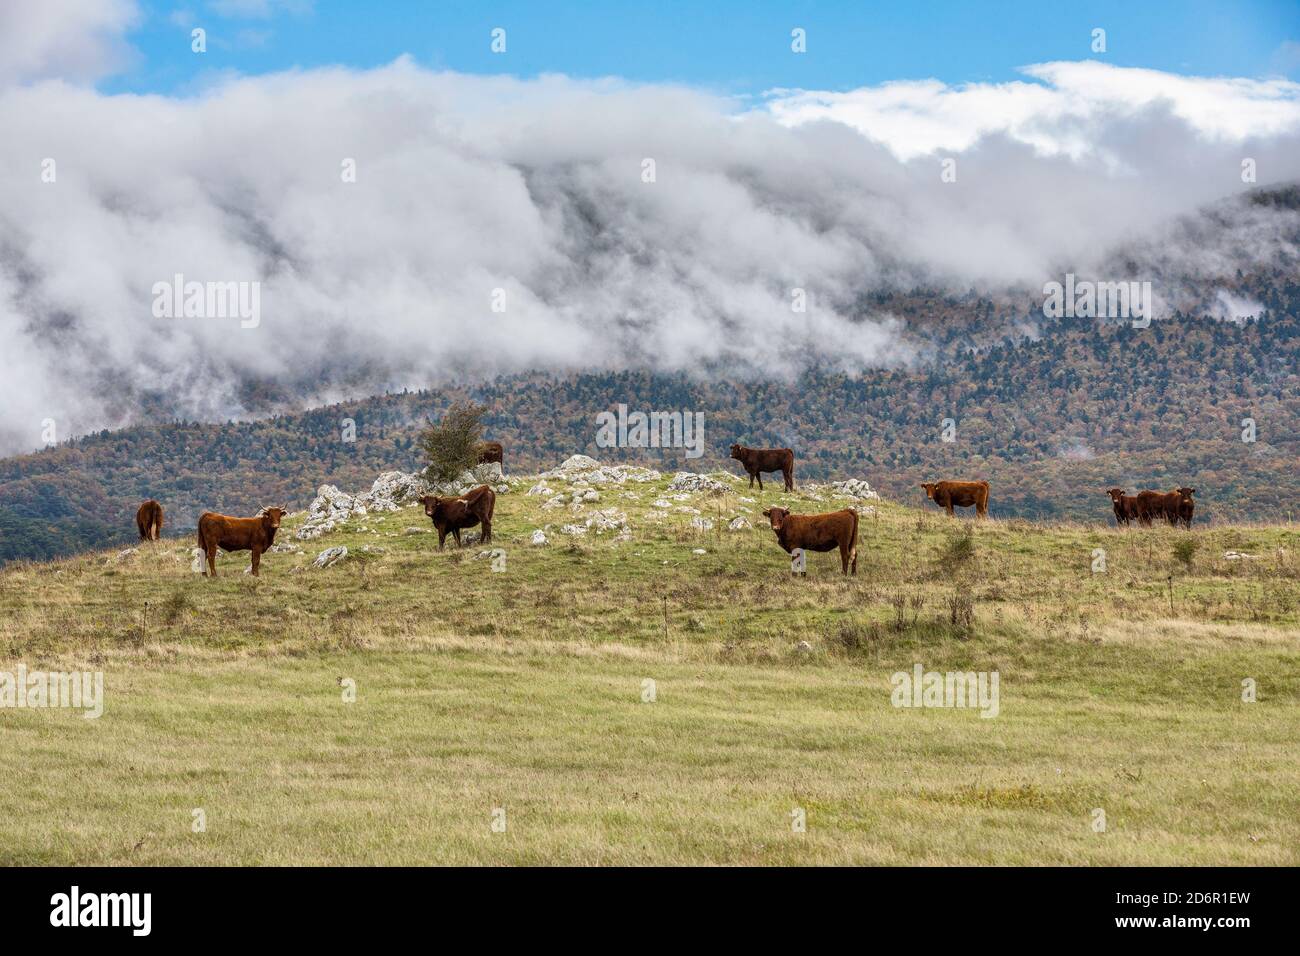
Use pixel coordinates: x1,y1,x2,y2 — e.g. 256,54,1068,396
419,401,486,484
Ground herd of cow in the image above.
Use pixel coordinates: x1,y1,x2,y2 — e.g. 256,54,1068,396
127,442,1198,578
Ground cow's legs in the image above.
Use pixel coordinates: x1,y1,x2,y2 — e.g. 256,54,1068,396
748,473,755,489
437,530,447,550
206,547,218,577
452,529,462,548
480,520,491,546
251,548,260,576
756,473,763,492
945,503,955,517
783,468,793,492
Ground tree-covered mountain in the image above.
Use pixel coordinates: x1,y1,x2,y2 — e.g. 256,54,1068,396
2,281,1297,565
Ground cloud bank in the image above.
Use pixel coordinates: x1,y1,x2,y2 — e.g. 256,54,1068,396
1,36,1299,453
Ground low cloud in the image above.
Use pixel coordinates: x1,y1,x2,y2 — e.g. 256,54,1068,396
1,54,1298,454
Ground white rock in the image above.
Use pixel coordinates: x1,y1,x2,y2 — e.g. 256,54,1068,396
540,454,661,485
405,526,426,535
115,547,138,562
581,489,600,502
191,549,207,573
826,478,881,501
652,499,673,509
727,516,752,531
797,640,812,654
668,472,729,493
560,524,588,536
586,509,629,533
1223,551,1258,561
313,546,348,568
692,548,707,555
690,516,714,531
530,530,548,546
526,482,554,497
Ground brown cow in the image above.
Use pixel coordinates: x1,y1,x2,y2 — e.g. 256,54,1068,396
1105,488,1139,526
421,485,495,550
1175,487,1196,528
136,499,164,541
730,443,794,492
1137,489,1185,527
196,506,286,577
476,441,504,468
761,506,858,575
921,480,990,518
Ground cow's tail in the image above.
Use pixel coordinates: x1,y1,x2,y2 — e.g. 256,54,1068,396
195,520,207,555
137,512,149,541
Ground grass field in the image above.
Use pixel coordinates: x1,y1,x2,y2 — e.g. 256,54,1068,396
1,466,1297,865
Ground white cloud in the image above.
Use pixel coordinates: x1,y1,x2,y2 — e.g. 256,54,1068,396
765,60,1300,160
0,59,1297,454
0,0,139,85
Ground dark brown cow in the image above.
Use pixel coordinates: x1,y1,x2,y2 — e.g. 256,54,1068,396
761,506,858,575
921,480,990,518
421,485,495,550
1175,487,1196,528
136,499,164,541
1137,489,1184,527
730,443,794,491
196,507,286,577
476,441,504,468
1105,488,1139,526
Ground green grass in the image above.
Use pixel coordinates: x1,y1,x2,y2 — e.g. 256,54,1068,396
1,471,1297,865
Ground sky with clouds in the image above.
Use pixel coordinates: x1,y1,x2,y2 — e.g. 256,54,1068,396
0,0,1298,454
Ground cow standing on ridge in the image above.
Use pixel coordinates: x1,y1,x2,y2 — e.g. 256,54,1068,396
730,444,794,492
196,507,286,577
1105,488,1139,527
421,485,496,550
921,480,990,518
136,500,164,541
761,506,858,576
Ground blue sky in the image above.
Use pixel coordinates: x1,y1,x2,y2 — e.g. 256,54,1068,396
108,0,1300,96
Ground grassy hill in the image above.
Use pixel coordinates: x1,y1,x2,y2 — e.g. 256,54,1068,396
1,464,1296,864
3,302,1299,567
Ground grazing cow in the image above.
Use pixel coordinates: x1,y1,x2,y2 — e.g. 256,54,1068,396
476,441,504,468
729,443,794,492
135,499,164,541
1105,488,1139,526
196,507,286,577
761,506,858,575
421,485,495,550
921,480,990,518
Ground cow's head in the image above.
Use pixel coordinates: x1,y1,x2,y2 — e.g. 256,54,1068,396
259,507,286,529
1176,487,1196,499
921,482,937,501
420,495,443,519
762,506,789,530
729,443,744,460
1105,488,1125,502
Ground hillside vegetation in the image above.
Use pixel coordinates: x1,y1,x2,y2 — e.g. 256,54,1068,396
1,463,1296,865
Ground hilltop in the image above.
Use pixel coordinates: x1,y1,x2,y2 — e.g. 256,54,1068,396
2,299,1298,565
1,458,1296,864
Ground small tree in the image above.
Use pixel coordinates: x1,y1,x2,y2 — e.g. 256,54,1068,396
419,401,486,484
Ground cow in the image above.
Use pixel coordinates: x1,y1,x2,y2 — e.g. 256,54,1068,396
761,506,858,575
135,499,164,541
196,507,286,577
1137,489,1185,527
1175,487,1196,528
421,485,495,550
729,443,794,492
921,480,990,518
476,441,504,468
1105,488,1139,526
